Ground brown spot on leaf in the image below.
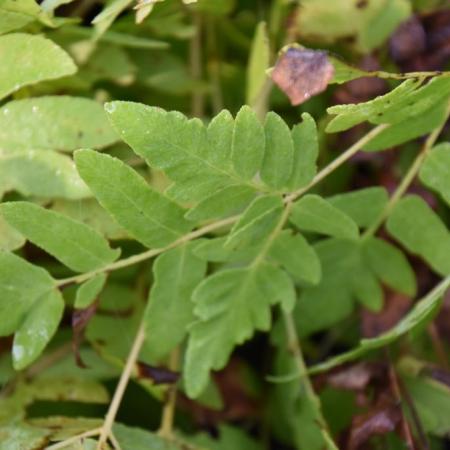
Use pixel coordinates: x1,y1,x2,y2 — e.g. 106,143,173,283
271,47,335,105
137,362,180,385
356,0,368,9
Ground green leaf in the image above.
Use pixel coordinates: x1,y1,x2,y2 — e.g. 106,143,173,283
246,21,270,105
329,57,370,84
206,109,234,170
261,112,294,190
270,327,338,450
327,77,450,133
52,198,127,241
193,237,259,263
351,265,383,312
309,275,450,374
386,195,450,276
0,149,91,200
0,0,38,34
1,202,120,273
327,187,388,228
113,423,180,450
0,215,24,251
75,149,192,248
358,0,411,51
294,239,382,336
402,373,450,436
144,242,206,361
92,0,133,37
74,274,107,309
0,33,76,100
0,424,49,450
13,288,64,370
419,142,450,206
269,230,321,285
0,0,55,34
290,194,359,241
297,0,410,53
85,284,144,361
232,105,265,180
57,24,169,50
288,113,319,190
185,184,256,222
364,96,450,152
0,251,54,336
0,97,118,151
225,195,283,249
190,425,263,450
185,263,295,397
363,237,417,297
294,239,358,336
41,0,76,12
105,103,261,203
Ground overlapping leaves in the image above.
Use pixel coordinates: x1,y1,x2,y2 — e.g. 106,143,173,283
1,94,448,409
105,102,318,209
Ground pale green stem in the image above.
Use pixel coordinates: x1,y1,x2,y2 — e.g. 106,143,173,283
283,312,338,450
68,122,388,448
158,347,180,439
375,70,450,80
363,100,450,239
46,428,102,450
55,216,237,287
285,123,389,203
56,124,387,289
96,323,146,450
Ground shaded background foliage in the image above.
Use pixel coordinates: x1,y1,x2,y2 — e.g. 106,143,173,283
1,1,450,449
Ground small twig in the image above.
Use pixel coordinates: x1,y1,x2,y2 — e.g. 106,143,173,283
46,427,102,450
108,431,123,450
96,324,146,450
387,354,415,450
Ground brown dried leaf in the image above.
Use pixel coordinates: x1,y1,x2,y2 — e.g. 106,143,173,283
271,47,335,105
327,362,384,391
72,299,99,368
348,395,401,450
136,362,180,385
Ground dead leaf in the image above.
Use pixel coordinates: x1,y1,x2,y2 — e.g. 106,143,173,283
136,362,180,385
271,47,335,105
348,395,401,450
327,362,385,391
72,299,99,368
